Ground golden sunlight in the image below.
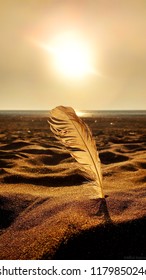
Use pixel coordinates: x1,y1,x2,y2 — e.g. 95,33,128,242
52,34,92,78
38,32,94,78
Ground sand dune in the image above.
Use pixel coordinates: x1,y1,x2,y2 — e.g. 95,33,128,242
0,112,146,259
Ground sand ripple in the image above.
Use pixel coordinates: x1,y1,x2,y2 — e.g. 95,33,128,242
0,113,146,259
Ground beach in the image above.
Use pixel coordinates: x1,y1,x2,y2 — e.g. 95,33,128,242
0,110,146,260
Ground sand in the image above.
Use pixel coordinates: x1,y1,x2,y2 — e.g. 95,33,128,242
0,111,146,259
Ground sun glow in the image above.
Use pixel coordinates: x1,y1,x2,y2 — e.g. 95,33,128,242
53,34,92,78
38,33,94,78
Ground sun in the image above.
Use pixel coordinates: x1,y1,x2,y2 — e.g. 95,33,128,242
52,34,92,78
38,33,94,78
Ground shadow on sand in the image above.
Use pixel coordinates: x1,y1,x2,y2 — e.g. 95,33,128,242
51,199,146,260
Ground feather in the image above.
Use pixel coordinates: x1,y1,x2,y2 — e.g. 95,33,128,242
49,106,104,198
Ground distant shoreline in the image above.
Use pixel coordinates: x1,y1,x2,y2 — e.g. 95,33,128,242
0,109,146,117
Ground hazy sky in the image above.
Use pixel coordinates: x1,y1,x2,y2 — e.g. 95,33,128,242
0,0,146,110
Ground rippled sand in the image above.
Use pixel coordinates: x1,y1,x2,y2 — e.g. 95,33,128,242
0,112,146,259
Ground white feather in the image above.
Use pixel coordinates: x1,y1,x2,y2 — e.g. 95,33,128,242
49,106,104,198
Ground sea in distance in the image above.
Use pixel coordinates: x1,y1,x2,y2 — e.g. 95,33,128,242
0,109,146,117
